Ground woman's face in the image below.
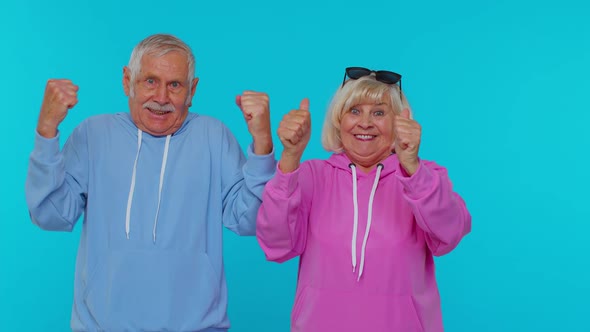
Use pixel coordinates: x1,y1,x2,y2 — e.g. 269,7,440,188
339,100,396,172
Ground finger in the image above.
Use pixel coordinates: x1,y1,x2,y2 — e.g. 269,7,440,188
56,78,74,84
285,111,310,123
299,98,309,112
242,90,266,96
280,136,298,147
282,116,310,132
277,128,299,145
400,108,410,119
58,87,77,100
51,79,77,90
240,93,267,105
396,134,411,145
66,84,79,93
279,122,305,135
63,88,78,97
395,131,419,146
235,95,242,109
394,118,419,132
67,98,78,109
241,91,269,101
394,123,416,134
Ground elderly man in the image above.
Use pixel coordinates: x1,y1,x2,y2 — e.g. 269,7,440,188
26,34,275,331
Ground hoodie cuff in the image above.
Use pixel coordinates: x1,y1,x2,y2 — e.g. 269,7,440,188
270,163,300,196
31,130,61,164
244,143,277,178
395,160,437,200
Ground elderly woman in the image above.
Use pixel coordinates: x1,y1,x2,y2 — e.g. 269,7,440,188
257,67,471,331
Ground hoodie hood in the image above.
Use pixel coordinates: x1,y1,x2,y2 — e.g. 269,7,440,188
326,152,402,280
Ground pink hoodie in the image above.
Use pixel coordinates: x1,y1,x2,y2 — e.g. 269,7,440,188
257,153,471,332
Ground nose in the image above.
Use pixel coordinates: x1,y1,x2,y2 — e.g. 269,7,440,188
152,84,169,104
357,112,373,129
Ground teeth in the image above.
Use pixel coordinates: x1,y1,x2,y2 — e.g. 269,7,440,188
355,135,374,139
149,109,169,115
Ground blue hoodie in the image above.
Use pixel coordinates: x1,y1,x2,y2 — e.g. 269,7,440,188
25,112,276,331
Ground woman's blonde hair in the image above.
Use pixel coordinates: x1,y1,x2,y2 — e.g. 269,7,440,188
321,75,412,152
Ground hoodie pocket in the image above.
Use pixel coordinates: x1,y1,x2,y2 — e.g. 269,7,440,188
83,250,222,331
292,286,424,332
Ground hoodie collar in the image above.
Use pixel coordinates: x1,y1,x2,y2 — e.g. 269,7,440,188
116,112,199,138
326,152,400,178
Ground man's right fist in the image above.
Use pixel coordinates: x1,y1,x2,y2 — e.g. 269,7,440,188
37,79,79,138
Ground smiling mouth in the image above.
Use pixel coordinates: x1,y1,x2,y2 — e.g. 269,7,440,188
146,108,172,116
354,134,376,141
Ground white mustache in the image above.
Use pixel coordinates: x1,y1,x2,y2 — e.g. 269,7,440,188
143,101,175,112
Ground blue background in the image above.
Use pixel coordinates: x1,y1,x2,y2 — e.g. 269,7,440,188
2,0,589,331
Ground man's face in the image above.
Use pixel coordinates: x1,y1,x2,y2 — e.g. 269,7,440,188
123,51,198,136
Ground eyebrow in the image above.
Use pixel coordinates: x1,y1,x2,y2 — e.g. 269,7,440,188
352,102,388,107
139,74,185,84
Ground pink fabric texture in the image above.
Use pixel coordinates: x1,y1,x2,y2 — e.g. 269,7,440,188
257,153,471,332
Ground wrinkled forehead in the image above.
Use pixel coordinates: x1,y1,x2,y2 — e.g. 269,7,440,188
139,51,189,78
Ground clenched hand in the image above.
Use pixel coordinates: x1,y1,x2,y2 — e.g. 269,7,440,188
37,79,79,138
236,91,273,155
277,98,311,173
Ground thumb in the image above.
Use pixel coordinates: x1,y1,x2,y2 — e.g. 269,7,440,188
235,95,242,109
299,98,310,111
400,108,410,119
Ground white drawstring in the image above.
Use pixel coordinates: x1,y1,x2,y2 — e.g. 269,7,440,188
349,163,384,281
152,134,171,243
125,129,171,243
125,129,142,239
350,164,359,273
358,164,383,281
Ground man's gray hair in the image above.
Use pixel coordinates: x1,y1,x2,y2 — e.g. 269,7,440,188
127,34,195,97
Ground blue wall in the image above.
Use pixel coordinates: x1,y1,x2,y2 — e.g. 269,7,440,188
2,0,589,331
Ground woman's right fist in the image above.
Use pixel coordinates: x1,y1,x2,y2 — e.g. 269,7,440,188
277,98,311,158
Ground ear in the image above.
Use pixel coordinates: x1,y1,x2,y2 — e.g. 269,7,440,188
123,66,131,96
187,77,199,107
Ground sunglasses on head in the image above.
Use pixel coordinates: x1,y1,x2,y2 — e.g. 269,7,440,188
342,67,403,97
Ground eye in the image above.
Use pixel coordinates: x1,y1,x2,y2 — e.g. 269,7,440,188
146,78,155,85
350,108,360,115
169,81,180,89
373,110,385,116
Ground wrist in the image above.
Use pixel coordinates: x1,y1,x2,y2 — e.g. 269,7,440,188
400,160,419,176
252,134,273,155
279,154,300,173
36,122,58,138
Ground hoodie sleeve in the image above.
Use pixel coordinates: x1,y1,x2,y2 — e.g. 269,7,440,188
220,126,276,236
25,124,89,231
256,163,311,263
395,160,471,256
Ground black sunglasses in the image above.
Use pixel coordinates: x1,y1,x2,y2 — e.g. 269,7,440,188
342,67,402,97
